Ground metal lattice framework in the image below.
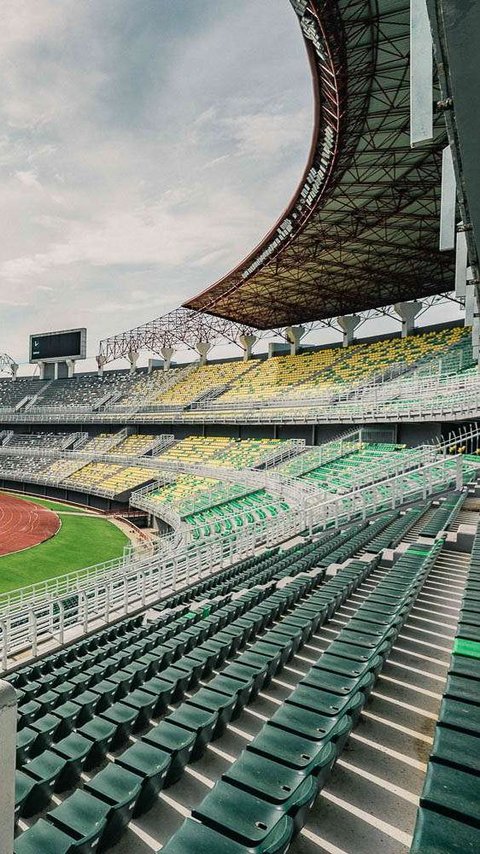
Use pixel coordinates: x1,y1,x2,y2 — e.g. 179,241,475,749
0,353,18,377
185,0,455,328
98,292,462,364
98,307,262,364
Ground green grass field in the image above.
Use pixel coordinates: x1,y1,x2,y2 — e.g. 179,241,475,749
0,494,129,594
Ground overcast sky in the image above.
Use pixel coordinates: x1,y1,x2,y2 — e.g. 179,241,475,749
0,0,313,367
0,1,462,373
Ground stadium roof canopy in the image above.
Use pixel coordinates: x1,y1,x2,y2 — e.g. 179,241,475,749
184,0,455,330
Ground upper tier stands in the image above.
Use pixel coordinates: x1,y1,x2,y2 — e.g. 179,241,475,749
220,326,470,402
0,325,471,421
158,361,251,406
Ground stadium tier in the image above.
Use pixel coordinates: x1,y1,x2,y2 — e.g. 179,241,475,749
0,326,474,426
7,492,479,854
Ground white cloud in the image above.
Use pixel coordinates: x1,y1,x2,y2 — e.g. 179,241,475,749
15,170,42,189
0,0,314,363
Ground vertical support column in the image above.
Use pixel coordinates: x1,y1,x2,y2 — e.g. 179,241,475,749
96,354,106,377
160,347,174,371
0,681,16,854
196,341,211,366
285,326,305,356
11,363,18,381
66,359,75,379
410,0,433,146
440,145,456,251
239,334,257,362
394,301,423,338
38,360,46,380
456,224,469,300
337,314,360,347
127,350,138,373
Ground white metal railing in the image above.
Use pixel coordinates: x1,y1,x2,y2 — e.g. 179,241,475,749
0,450,472,670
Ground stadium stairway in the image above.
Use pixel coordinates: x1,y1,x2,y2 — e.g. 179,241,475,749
8,494,476,853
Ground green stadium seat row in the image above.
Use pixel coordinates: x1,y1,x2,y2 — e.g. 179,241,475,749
418,490,466,538
162,540,441,854
13,556,379,852
412,522,480,852
366,504,429,552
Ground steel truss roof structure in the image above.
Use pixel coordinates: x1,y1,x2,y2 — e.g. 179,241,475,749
98,293,459,364
185,0,455,329
98,308,261,364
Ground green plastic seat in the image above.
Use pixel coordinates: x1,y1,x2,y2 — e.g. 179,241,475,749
420,760,480,826
78,717,116,769
223,749,318,833
187,689,237,737
116,741,171,815
100,702,138,747
166,705,218,759
430,725,480,774
51,732,93,789
192,780,295,851
438,697,480,736
48,789,110,850
161,814,290,854
15,769,49,820
121,688,157,728
142,720,196,785
411,806,480,853
71,690,99,724
248,724,338,780
206,674,252,717
84,763,142,836
141,676,175,715
270,703,351,746
13,817,76,854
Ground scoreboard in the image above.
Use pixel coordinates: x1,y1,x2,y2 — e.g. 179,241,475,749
29,328,87,363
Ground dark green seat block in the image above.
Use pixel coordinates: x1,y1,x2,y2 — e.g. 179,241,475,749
313,653,382,680
78,718,116,769
438,697,480,736
84,763,142,833
431,725,480,773
121,689,157,727
223,750,318,832
444,674,480,706
449,654,480,680
13,817,76,854
116,741,171,815
248,724,338,779
193,780,295,849
207,674,252,715
142,720,196,785
100,702,138,747
161,815,291,854
141,676,175,715
411,806,480,853
421,760,480,825
187,690,237,737
49,789,110,850
166,705,218,760
51,733,93,790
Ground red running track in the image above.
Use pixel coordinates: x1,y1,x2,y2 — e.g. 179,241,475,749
0,494,60,556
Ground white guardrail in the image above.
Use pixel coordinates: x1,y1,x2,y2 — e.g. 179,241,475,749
0,450,473,670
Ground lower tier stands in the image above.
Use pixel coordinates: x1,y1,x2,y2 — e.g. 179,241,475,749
8,496,464,854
